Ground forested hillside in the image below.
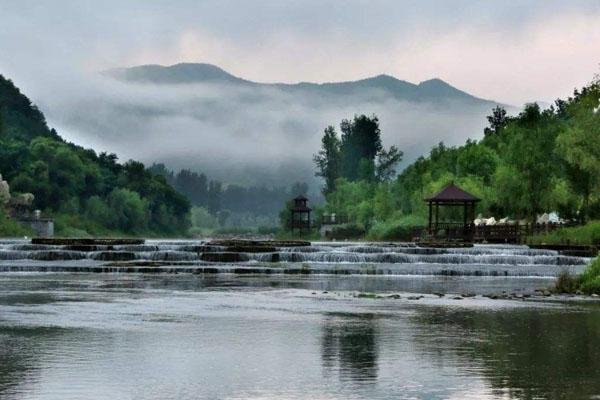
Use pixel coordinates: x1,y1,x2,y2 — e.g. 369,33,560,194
313,76,600,239
149,163,308,233
0,74,190,236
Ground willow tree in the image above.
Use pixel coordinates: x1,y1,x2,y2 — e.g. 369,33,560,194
556,81,600,221
498,103,560,219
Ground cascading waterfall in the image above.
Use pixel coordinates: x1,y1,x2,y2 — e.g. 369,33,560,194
0,239,592,276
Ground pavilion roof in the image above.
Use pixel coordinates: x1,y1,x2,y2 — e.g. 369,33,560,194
425,183,481,203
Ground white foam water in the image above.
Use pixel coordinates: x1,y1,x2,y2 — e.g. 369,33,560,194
0,239,592,276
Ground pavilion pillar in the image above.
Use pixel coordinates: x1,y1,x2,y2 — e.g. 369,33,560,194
290,209,295,234
463,202,468,235
434,202,439,233
428,201,432,234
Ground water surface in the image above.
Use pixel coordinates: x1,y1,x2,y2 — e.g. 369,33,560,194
1,273,600,400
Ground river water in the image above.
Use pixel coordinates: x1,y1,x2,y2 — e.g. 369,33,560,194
1,240,599,399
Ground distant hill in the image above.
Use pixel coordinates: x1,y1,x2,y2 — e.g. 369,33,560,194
39,62,508,192
106,63,496,106
107,63,250,85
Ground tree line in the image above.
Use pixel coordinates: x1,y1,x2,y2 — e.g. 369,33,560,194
149,163,309,219
311,76,600,239
0,74,190,236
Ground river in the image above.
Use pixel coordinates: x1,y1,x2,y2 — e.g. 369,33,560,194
0,240,599,399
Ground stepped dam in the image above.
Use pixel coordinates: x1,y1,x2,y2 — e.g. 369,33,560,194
0,239,591,277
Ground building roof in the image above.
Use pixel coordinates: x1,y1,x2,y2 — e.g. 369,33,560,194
425,183,481,202
294,195,308,201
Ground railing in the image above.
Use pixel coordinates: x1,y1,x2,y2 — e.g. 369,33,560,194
473,224,519,243
423,222,574,243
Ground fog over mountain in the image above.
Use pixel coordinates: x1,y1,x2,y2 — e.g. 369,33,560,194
44,63,505,188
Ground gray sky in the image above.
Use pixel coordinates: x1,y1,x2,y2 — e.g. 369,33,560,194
1,0,599,105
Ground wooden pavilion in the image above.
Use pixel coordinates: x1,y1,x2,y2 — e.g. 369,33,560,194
290,195,311,234
425,183,480,241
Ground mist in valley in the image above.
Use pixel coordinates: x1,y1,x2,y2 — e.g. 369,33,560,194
35,68,496,192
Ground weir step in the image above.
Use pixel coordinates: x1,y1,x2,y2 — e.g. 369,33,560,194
31,238,145,246
208,239,311,248
528,244,598,257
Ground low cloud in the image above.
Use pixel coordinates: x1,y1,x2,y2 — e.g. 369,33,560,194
38,72,492,188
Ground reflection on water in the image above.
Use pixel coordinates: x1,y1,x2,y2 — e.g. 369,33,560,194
413,307,600,400
0,326,45,395
1,273,600,399
321,314,379,383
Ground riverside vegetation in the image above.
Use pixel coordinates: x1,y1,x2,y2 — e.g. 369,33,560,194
308,75,600,241
2,70,600,244
0,74,190,237
555,258,600,295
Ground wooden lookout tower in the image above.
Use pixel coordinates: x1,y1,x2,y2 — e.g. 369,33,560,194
425,183,480,241
290,195,311,234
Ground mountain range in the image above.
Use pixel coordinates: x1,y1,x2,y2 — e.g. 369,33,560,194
43,63,505,191
107,63,496,106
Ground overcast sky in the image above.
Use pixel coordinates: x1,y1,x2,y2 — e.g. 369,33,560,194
1,0,600,105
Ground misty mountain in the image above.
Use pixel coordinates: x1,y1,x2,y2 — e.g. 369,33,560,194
107,63,492,106
107,63,251,85
40,63,506,194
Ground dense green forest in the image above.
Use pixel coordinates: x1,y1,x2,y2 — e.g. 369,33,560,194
149,164,308,233
0,74,190,236
149,164,306,217
311,76,600,240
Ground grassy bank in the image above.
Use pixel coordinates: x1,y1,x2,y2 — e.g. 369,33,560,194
53,213,186,238
528,221,600,246
367,215,426,241
556,257,600,295
0,209,33,237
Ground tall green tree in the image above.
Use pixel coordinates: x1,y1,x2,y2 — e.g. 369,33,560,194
499,103,559,218
484,106,509,137
375,145,403,182
555,81,600,221
207,180,222,214
313,126,341,195
340,114,383,181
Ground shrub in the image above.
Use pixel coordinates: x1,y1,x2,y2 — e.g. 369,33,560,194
190,207,218,230
107,188,149,233
329,223,366,240
580,275,600,295
529,221,600,245
0,208,33,237
579,258,600,294
367,214,427,241
556,258,600,295
257,225,280,235
554,270,579,293
85,196,113,225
